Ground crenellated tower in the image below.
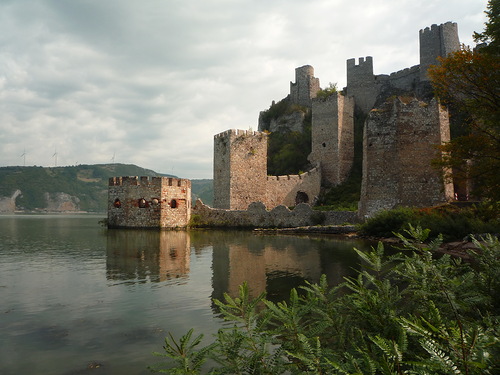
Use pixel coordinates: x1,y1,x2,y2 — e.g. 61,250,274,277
213,129,268,209
419,22,460,81
309,93,354,187
290,65,320,108
345,56,377,114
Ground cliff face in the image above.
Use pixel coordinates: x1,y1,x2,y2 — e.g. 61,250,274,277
0,190,21,213
44,192,81,212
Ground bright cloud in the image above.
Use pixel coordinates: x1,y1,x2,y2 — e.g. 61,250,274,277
0,0,487,178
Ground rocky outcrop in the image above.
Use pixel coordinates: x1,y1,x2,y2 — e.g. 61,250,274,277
0,190,21,213
44,192,80,212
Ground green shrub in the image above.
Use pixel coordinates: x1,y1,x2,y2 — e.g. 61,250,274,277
151,227,500,374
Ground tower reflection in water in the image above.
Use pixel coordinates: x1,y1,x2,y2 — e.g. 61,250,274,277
106,230,190,283
106,230,363,303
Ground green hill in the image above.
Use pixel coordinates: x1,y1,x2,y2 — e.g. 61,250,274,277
0,164,213,212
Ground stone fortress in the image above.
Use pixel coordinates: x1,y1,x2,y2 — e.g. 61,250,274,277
108,22,460,228
211,21,459,219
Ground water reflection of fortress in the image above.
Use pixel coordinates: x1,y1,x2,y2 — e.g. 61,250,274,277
106,231,359,300
106,231,190,283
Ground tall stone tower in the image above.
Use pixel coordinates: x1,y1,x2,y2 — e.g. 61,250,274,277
308,93,355,186
345,56,377,114
213,129,268,209
419,22,460,81
290,65,320,107
358,97,454,218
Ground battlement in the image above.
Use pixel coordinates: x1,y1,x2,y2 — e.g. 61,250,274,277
419,22,460,81
214,129,264,140
266,166,320,182
108,176,190,188
346,56,374,69
419,21,457,37
388,65,420,79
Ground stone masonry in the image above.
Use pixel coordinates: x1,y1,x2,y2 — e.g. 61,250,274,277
213,129,321,210
309,93,355,186
358,97,454,218
108,176,191,228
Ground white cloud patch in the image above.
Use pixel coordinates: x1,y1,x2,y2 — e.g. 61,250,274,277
0,0,487,178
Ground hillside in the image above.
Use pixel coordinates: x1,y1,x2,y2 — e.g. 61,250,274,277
0,164,213,213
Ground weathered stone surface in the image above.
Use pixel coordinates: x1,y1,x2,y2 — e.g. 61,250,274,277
309,93,354,186
213,129,321,210
108,176,191,228
193,199,358,228
358,97,454,218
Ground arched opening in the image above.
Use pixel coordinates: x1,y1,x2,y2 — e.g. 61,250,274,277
138,198,147,208
295,191,309,205
170,199,178,209
113,198,121,208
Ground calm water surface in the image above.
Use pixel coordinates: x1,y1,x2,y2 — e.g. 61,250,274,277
0,214,372,374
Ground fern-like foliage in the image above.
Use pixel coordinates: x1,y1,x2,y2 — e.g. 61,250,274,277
151,226,500,374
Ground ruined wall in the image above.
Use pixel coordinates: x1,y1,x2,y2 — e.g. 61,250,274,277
193,200,358,228
290,65,320,108
309,93,354,186
419,22,460,81
108,176,191,228
213,129,268,209
266,167,322,208
358,98,454,218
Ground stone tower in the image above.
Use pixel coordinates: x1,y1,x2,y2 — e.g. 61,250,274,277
358,97,454,218
213,129,268,209
108,176,191,228
419,22,460,81
345,56,377,114
308,93,355,186
290,65,320,107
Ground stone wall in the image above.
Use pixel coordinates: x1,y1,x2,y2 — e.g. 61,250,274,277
346,56,378,114
358,97,454,218
290,65,320,108
108,176,191,228
193,199,358,228
309,93,354,186
213,129,268,209
266,166,322,207
419,22,460,81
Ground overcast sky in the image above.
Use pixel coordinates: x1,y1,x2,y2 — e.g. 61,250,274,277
0,0,487,179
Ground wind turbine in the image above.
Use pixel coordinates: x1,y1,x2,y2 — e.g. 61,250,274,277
20,148,26,166
53,149,58,167
111,151,115,164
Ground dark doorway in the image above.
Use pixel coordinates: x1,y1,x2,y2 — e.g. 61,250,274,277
295,191,309,205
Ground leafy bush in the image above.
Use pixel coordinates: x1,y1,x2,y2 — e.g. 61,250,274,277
358,202,500,241
151,226,500,374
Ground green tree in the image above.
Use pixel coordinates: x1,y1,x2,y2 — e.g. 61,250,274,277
428,1,500,201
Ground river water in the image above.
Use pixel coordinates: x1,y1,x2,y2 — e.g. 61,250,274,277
0,214,372,374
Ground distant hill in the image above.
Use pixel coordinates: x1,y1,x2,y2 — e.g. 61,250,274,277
0,164,213,213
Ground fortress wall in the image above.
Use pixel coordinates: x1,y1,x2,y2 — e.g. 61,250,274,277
376,65,420,92
108,176,191,228
192,199,357,228
419,22,460,81
213,130,268,210
358,98,453,218
309,94,354,186
265,166,322,208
